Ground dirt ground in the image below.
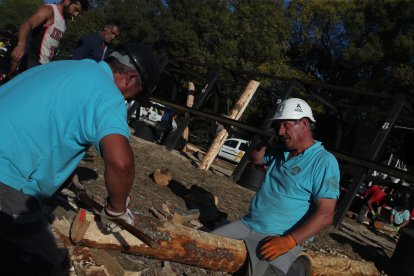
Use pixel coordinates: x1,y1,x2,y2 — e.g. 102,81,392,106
56,135,401,275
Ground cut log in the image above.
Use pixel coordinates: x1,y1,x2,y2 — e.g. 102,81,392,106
68,211,247,273
198,80,260,170
172,209,200,225
153,167,173,186
70,208,92,244
308,252,380,275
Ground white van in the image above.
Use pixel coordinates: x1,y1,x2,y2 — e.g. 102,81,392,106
218,138,250,163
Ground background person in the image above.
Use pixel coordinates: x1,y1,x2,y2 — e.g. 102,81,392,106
72,18,121,61
212,98,340,275
357,184,387,223
390,192,411,233
0,42,160,274
9,0,88,77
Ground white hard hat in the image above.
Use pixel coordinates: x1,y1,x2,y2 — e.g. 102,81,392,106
271,98,316,122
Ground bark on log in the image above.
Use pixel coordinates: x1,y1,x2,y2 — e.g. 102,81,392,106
70,212,247,273
198,80,260,170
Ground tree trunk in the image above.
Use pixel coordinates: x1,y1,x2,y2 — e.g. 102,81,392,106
199,80,260,170
69,211,247,273
57,210,380,275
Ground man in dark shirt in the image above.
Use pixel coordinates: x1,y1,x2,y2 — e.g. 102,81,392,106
72,19,121,61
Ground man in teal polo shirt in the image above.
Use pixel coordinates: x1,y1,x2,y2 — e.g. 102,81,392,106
212,98,340,275
0,42,159,274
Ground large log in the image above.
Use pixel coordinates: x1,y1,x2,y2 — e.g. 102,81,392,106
59,211,380,275
69,211,247,273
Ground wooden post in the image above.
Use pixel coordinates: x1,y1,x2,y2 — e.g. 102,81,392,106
199,80,260,171
182,82,195,152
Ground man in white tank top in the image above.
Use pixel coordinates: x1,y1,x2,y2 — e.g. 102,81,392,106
9,0,88,76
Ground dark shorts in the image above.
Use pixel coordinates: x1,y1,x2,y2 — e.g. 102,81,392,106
0,182,60,268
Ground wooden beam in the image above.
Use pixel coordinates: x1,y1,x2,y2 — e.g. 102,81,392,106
198,80,260,170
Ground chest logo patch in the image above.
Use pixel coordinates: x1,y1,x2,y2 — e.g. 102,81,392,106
290,166,301,175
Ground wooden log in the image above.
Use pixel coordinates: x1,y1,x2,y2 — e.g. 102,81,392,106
186,82,195,107
198,80,260,170
70,209,92,244
172,209,200,225
57,213,381,275
183,82,196,152
71,211,247,273
308,252,380,275
153,167,173,186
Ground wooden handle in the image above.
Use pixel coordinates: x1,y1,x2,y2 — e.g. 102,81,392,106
77,191,160,249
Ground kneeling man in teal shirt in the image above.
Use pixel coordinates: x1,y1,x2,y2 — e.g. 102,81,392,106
212,98,340,275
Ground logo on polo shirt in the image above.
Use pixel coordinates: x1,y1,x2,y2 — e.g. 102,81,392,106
290,166,301,175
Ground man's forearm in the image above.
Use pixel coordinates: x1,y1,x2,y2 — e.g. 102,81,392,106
249,140,268,165
249,144,267,165
104,162,134,212
17,22,32,49
290,211,334,244
399,220,410,229
290,199,336,244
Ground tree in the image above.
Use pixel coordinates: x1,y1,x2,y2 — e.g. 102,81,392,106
0,0,42,29
286,0,414,96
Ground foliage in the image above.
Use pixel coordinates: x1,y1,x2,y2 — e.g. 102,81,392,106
287,0,414,96
1,0,412,160
0,0,42,29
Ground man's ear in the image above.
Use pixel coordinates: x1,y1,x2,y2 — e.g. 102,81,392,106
301,118,311,130
113,72,128,92
125,72,135,87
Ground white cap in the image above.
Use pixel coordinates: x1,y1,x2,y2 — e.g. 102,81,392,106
271,98,316,122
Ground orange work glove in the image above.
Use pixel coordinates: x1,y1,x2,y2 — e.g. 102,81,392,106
259,234,297,261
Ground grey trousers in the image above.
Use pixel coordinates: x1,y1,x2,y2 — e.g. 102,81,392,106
211,220,302,276
0,183,60,269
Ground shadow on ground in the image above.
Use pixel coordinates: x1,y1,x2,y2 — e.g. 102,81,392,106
330,226,391,272
167,180,228,228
